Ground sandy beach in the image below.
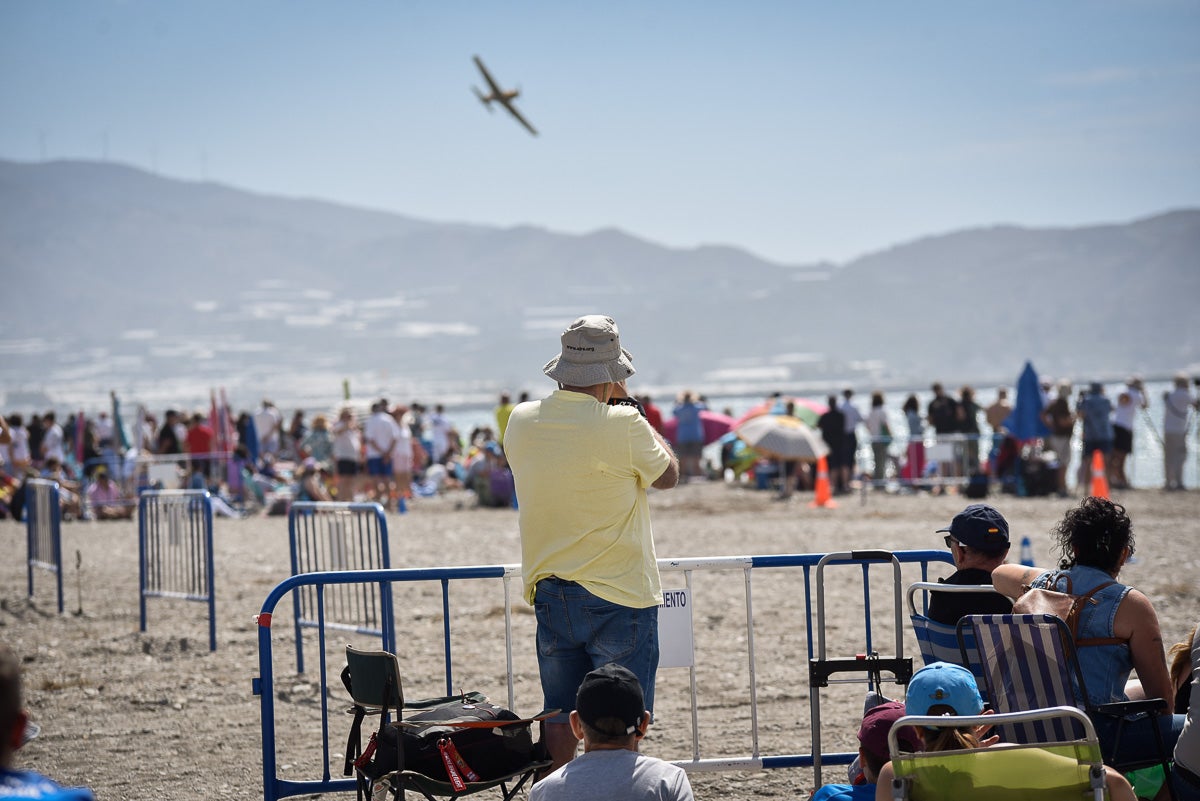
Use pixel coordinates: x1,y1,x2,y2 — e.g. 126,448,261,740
2,481,1198,800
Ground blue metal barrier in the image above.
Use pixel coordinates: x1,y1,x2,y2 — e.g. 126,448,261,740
138,489,217,651
25,478,64,614
253,549,953,801
287,501,392,673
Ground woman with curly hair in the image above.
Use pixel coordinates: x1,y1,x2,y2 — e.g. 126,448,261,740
992,497,1185,774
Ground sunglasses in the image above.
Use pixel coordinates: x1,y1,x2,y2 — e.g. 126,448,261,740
943,535,959,549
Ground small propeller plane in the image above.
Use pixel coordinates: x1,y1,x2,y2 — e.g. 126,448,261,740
472,55,538,137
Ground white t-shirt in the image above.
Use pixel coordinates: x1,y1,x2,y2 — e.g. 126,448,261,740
254,406,282,451
866,407,889,438
41,423,64,463
1111,387,1144,430
1164,387,1196,435
363,412,400,459
8,427,30,466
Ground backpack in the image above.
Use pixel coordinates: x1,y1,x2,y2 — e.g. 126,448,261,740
1012,573,1121,647
356,701,542,789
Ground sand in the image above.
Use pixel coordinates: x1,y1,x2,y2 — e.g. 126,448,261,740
2,482,1198,800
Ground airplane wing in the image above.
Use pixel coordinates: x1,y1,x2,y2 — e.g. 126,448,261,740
499,98,538,136
472,55,503,96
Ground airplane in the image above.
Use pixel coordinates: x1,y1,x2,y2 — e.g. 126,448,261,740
472,55,538,137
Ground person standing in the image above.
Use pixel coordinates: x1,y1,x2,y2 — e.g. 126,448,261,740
864,392,891,484
505,315,679,774
840,389,864,489
958,386,982,475
672,391,705,480
1163,373,1198,491
1041,380,1075,497
1076,382,1114,492
363,399,400,507
494,392,515,447
1110,377,1147,489
331,407,362,501
926,383,960,480
902,394,926,488
253,399,283,459
818,396,848,494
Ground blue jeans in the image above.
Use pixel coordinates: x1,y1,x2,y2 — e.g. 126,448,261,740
533,577,658,724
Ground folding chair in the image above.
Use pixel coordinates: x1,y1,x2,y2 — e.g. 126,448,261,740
958,613,1176,800
886,706,1108,801
906,582,1004,688
342,645,550,801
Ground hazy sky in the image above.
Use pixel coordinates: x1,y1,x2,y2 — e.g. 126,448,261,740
3,1,1197,264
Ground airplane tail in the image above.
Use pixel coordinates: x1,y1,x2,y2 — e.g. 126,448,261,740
471,86,493,111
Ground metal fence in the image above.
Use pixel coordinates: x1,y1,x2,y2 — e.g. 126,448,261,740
287,501,392,673
252,548,954,801
25,478,65,614
137,489,217,651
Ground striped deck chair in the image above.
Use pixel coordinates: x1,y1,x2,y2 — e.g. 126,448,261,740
906,582,1001,691
958,613,1176,799
886,706,1107,801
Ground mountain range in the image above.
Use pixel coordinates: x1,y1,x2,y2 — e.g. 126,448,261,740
2,159,1198,413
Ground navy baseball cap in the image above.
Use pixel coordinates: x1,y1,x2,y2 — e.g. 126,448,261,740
937,504,1010,550
575,663,645,736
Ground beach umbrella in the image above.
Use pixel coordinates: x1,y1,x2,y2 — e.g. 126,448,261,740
1003,361,1049,441
111,391,131,451
243,414,259,464
662,409,735,446
735,413,830,461
734,397,828,428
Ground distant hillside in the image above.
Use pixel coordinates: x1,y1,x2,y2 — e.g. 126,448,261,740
2,159,1198,410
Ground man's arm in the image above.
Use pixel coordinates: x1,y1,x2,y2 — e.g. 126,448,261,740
650,426,679,490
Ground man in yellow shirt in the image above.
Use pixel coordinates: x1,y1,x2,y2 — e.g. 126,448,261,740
505,315,679,775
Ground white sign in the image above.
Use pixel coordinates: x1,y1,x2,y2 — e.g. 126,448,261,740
657,588,694,668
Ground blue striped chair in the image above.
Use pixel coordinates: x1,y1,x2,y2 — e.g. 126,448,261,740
957,613,1176,800
906,582,1001,692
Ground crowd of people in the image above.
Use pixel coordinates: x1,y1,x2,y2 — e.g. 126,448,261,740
0,394,524,521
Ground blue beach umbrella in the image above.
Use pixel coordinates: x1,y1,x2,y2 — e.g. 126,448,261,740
1003,361,1049,441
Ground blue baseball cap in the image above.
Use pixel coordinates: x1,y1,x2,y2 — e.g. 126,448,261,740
936,504,1010,551
906,662,984,717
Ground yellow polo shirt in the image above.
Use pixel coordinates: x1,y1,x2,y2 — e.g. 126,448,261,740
505,390,672,608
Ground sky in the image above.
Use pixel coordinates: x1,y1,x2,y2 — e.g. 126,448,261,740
2,1,1198,265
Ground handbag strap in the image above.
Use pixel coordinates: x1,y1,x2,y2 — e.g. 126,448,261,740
1072,581,1123,647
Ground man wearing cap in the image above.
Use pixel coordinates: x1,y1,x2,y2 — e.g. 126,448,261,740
812,701,923,800
927,504,1013,626
529,664,692,801
505,315,679,773
1,643,95,799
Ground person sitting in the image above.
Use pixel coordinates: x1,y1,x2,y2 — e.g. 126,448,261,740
39,458,81,520
1171,621,1200,801
992,497,1185,771
294,458,332,503
1,642,96,799
928,504,1013,625
84,467,134,520
875,662,1135,801
812,701,923,800
529,663,693,801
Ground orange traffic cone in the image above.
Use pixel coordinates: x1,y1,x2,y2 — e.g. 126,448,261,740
1090,450,1110,500
809,455,838,508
